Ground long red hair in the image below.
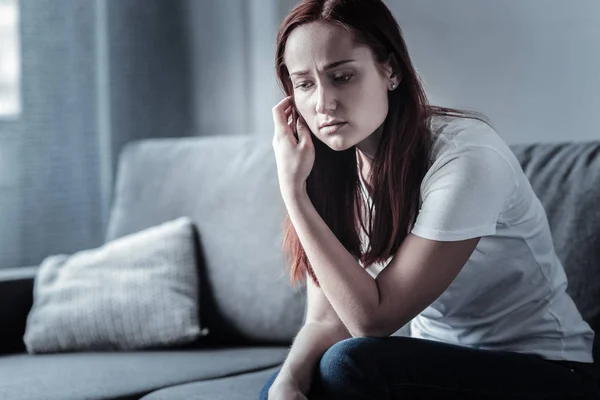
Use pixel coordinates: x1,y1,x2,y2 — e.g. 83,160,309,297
275,0,488,287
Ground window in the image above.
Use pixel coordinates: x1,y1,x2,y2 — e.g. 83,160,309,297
0,0,21,119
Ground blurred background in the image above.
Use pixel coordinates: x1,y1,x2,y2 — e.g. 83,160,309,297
0,0,598,270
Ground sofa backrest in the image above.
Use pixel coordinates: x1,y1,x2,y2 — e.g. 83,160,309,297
107,135,600,354
509,141,600,364
105,135,306,345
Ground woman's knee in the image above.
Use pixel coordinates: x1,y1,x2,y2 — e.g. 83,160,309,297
316,336,418,398
258,369,280,400
317,338,381,391
320,337,387,370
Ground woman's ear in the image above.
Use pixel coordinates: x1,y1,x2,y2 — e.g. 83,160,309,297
385,53,402,86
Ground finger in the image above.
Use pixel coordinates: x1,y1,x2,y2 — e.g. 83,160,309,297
272,97,299,146
284,106,293,125
272,96,293,133
296,116,312,146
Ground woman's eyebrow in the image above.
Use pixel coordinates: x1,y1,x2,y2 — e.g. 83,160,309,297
290,59,355,77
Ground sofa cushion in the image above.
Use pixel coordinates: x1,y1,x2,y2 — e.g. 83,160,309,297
509,141,600,365
23,217,203,353
141,366,279,400
105,136,306,345
0,346,287,400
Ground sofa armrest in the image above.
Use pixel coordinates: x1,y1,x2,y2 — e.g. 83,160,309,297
0,266,37,354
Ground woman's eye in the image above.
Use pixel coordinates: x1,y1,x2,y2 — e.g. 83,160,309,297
294,82,313,91
334,74,354,83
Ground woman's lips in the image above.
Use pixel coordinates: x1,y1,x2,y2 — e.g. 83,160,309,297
319,122,347,134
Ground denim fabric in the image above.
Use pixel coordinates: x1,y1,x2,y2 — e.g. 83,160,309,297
259,337,600,399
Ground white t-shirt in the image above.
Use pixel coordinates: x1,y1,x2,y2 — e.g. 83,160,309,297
359,113,595,363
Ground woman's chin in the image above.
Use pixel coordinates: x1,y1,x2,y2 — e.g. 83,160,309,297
323,135,356,152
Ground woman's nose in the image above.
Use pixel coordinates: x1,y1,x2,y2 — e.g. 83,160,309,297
315,85,337,114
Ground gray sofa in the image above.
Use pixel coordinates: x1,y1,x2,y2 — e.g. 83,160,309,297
0,134,598,400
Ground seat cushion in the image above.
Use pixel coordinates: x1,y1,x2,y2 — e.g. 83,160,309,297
0,346,287,400
141,367,279,400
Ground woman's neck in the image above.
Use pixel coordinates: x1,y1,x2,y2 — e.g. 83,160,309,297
355,124,383,196
356,148,373,196
355,125,382,161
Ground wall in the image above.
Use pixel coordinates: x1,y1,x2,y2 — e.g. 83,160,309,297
185,0,281,137
388,0,600,144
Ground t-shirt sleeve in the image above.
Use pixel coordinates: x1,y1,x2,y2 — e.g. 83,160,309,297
410,145,517,241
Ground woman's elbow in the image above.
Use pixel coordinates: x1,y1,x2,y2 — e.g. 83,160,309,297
348,321,392,338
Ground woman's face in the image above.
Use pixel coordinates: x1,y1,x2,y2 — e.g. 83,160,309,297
283,21,397,153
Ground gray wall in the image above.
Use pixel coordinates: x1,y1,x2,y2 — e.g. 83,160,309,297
105,0,193,217
389,0,600,144
185,0,281,137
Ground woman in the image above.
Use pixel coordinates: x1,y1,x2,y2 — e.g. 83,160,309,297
261,0,598,399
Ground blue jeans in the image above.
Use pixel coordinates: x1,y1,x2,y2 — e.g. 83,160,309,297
259,336,600,399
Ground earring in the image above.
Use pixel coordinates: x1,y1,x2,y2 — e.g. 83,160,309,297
390,83,397,90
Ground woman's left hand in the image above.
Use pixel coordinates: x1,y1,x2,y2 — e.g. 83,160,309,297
272,96,315,201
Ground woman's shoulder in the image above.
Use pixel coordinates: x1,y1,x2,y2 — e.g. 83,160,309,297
427,113,513,166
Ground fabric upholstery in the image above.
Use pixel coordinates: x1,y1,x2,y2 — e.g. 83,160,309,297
23,217,202,353
141,366,280,400
0,347,287,400
105,136,306,345
509,141,600,365
1,137,598,400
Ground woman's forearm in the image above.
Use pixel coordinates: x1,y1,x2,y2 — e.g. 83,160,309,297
283,188,381,337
